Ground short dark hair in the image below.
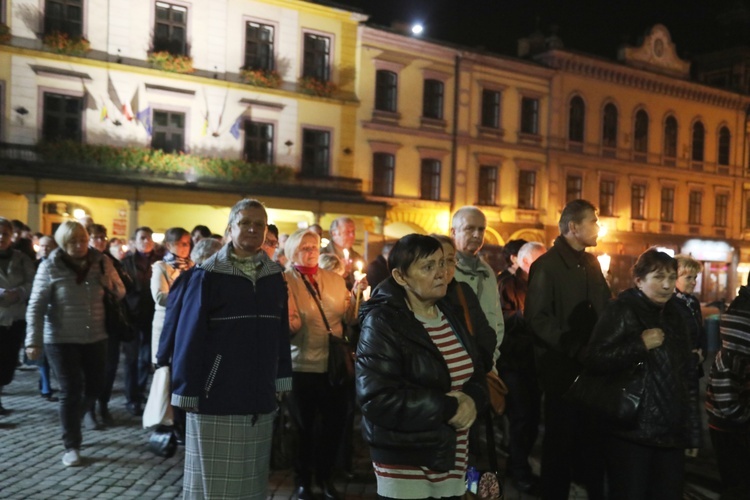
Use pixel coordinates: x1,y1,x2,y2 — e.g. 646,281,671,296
133,226,153,238
388,234,442,277
632,248,677,281
501,239,528,266
191,225,211,238
164,227,189,245
559,199,597,235
89,224,107,237
267,224,279,238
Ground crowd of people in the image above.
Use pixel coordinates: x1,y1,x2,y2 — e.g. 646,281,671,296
0,196,749,500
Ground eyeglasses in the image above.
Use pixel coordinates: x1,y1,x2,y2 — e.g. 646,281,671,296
264,239,279,249
298,245,319,253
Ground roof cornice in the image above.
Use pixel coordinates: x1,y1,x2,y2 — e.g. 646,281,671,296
537,49,750,110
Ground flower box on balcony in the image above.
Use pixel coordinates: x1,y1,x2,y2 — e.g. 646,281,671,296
148,51,194,74
297,76,337,97
240,68,282,88
43,31,91,56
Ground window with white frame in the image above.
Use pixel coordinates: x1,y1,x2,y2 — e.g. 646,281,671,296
244,22,274,71
152,110,185,153
42,92,82,143
303,33,330,82
243,121,273,164
154,2,188,56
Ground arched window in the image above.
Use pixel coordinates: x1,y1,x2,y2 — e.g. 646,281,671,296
663,116,677,159
718,126,730,166
602,103,618,149
633,109,649,154
568,96,585,143
692,121,705,162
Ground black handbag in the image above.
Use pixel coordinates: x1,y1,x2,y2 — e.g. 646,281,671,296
148,424,177,458
564,361,646,425
299,273,354,387
100,260,135,342
464,410,503,500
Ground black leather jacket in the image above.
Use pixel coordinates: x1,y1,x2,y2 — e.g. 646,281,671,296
586,288,701,449
355,278,489,472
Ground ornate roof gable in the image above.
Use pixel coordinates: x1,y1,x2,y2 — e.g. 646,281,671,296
618,24,690,79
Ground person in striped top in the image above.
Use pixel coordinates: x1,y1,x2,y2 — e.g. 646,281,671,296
706,283,750,499
356,234,488,499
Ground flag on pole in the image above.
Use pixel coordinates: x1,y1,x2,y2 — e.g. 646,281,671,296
229,115,243,140
100,103,109,122
122,103,134,121
108,75,123,111
136,106,152,135
201,114,209,137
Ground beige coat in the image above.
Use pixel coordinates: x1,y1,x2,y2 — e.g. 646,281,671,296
150,260,183,363
285,267,351,373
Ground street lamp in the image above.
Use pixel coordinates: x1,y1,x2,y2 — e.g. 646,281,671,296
411,23,424,36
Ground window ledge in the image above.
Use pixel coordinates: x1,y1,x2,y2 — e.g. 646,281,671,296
420,117,447,129
477,126,504,138
518,132,542,144
372,110,401,123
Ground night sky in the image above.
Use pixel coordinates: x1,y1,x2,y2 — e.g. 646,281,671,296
333,0,750,59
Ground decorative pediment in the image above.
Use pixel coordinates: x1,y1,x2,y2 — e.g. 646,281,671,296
617,25,690,79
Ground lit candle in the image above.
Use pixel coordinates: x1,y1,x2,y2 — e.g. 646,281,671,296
343,248,350,264
353,260,367,313
353,260,365,282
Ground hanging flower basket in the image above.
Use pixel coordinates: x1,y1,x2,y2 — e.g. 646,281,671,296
43,31,91,56
0,24,11,44
240,68,282,88
148,51,195,74
298,76,338,98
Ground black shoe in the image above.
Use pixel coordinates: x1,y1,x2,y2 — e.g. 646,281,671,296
295,484,314,500
99,404,114,426
515,475,541,495
0,404,7,416
319,479,342,500
125,402,143,417
83,411,104,431
41,393,59,402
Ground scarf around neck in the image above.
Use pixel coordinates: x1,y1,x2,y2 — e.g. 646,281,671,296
60,251,94,284
163,251,193,271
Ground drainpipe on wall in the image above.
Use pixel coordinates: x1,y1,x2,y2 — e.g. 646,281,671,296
449,53,462,217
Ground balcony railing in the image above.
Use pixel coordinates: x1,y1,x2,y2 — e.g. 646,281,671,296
0,142,363,196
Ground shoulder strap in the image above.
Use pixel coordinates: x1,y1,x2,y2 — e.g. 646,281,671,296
298,272,333,335
455,283,474,336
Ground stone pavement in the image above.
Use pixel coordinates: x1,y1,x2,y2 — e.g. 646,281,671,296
0,357,725,500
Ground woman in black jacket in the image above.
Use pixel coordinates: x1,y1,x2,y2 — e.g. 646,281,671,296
586,249,701,500
356,234,488,500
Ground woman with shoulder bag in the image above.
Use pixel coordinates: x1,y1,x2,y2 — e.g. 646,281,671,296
284,228,364,500
356,234,488,500
25,220,125,467
585,248,701,500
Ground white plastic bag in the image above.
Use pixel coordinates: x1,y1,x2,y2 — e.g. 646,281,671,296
143,366,174,429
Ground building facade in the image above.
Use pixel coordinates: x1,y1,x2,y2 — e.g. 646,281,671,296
0,0,384,242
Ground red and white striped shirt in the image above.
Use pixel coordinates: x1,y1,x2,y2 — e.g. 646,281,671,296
374,313,475,499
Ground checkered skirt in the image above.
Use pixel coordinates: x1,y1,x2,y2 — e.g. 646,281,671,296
183,412,274,499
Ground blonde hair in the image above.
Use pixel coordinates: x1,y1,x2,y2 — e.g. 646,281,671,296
674,254,701,276
284,228,320,267
54,220,88,249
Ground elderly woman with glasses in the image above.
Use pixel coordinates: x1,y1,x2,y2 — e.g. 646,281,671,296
356,233,488,500
284,227,364,500
25,220,125,467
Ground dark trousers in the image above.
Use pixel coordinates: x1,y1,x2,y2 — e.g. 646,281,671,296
45,340,107,450
122,326,151,404
499,366,541,480
98,336,120,405
541,392,606,500
604,434,684,500
710,427,750,500
378,497,460,500
288,372,349,484
0,320,25,386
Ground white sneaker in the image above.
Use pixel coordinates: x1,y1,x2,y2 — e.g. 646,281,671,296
61,449,81,467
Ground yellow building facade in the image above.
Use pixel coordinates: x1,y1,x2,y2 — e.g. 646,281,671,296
0,0,383,245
